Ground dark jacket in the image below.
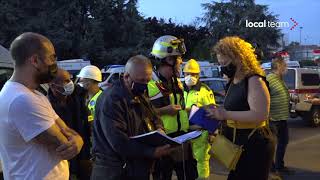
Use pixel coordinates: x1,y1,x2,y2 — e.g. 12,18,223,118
48,85,91,160
92,78,162,177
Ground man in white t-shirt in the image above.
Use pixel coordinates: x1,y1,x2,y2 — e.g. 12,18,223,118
0,32,83,180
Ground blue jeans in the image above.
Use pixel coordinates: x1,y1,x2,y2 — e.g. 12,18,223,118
270,120,289,170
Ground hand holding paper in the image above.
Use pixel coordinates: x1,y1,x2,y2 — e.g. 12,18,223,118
205,105,227,121
189,105,221,133
162,104,182,115
130,130,202,146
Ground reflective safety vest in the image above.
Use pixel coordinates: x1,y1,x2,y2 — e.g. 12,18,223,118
148,78,189,134
184,83,215,108
184,82,215,178
88,90,103,122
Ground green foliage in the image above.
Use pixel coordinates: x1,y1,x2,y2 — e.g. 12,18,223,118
201,0,281,62
0,0,281,67
0,0,91,60
143,17,212,61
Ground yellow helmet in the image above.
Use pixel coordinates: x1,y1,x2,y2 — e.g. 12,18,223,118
183,59,200,73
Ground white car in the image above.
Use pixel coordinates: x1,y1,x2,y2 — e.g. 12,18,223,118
99,65,125,90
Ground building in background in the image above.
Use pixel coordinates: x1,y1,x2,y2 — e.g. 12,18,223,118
288,45,320,61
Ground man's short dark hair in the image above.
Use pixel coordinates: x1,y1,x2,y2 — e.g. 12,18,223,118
10,32,49,67
52,68,70,84
271,56,286,70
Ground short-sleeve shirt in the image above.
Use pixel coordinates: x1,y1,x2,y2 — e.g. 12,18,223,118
0,81,69,180
267,73,290,121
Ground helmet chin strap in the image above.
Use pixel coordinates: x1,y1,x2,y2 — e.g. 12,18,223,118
160,58,175,69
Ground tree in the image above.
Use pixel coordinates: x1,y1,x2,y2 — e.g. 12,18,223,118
0,0,92,60
87,0,148,67
0,0,215,67
201,0,281,62
143,17,212,60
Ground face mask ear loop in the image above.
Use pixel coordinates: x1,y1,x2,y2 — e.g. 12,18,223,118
130,76,135,90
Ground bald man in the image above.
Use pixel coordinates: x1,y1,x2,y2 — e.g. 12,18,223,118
0,32,83,180
48,68,92,180
91,55,171,180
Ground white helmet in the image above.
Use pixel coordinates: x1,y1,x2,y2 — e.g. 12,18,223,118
77,65,102,82
151,35,186,59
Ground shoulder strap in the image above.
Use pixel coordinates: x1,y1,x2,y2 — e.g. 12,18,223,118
245,74,270,94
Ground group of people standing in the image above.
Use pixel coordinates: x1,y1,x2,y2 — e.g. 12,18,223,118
0,32,292,180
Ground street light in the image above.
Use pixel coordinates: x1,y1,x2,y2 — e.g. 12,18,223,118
299,27,303,45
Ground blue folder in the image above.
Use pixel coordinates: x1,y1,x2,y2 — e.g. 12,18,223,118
189,105,221,133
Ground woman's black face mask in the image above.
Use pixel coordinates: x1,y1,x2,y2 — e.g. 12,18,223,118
220,63,237,78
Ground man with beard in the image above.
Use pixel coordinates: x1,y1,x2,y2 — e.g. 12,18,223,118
0,32,83,180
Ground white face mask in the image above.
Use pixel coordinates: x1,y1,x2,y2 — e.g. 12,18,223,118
185,75,198,86
61,81,75,96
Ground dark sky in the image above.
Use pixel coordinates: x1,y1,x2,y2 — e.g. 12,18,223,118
138,0,320,45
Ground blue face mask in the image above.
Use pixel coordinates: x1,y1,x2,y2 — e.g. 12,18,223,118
131,82,148,96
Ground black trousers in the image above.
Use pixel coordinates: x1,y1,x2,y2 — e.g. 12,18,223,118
72,159,92,180
91,158,150,180
152,132,198,180
152,156,198,180
269,120,289,170
224,126,275,180
152,142,197,180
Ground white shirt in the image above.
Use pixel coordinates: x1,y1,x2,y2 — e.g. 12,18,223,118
0,81,69,180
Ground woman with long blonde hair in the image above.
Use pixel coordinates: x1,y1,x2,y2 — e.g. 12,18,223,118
207,36,275,180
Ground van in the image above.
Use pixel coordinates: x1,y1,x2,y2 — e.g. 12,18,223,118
265,68,320,126
99,65,125,90
57,59,91,79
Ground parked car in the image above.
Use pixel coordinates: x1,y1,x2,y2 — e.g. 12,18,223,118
265,68,320,127
201,78,227,105
181,77,227,105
